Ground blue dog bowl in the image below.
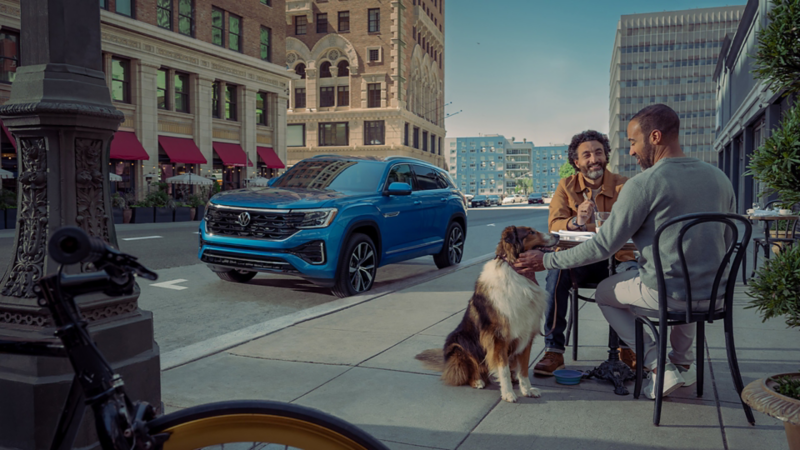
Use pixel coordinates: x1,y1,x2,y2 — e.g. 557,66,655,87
553,369,583,385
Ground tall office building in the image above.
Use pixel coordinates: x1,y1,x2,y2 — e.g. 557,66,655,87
532,145,569,195
444,135,532,196
285,0,446,169
608,6,745,179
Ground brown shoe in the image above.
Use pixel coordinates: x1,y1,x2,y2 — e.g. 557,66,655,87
619,347,636,371
533,351,565,376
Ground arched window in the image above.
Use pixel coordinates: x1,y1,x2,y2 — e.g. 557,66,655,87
319,61,332,78
295,63,306,79
337,60,350,77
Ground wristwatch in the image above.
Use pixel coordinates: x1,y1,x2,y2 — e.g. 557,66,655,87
571,217,587,231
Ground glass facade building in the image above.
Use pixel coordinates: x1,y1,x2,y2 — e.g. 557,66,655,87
445,135,532,196
532,145,569,195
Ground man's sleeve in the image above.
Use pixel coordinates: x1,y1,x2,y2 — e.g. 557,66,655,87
548,179,574,233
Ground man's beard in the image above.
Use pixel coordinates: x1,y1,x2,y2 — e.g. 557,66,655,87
636,141,656,170
581,163,605,180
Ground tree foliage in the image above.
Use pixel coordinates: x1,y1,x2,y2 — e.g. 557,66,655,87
515,178,532,195
558,162,576,179
752,0,800,96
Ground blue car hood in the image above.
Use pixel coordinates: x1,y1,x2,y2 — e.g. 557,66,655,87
209,187,352,209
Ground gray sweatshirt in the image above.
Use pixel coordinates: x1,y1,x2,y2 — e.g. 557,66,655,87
543,157,736,302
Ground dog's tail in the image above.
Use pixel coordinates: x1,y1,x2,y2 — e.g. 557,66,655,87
440,343,476,386
414,349,445,372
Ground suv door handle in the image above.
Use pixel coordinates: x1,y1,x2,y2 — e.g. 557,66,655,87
440,198,447,202
414,201,421,205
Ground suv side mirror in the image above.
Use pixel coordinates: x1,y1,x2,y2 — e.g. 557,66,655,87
384,182,412,196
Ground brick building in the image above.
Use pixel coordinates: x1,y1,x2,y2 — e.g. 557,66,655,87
0,0,294,200
284,0,446,168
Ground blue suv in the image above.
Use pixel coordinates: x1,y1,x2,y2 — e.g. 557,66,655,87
198,156,468,297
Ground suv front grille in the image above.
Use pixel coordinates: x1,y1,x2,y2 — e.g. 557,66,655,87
206,206,306,240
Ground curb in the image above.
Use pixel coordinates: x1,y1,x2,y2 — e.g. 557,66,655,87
161,251,496,371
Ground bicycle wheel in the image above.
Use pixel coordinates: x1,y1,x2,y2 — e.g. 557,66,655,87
147,400,388,450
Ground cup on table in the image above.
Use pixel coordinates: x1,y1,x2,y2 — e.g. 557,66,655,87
779,209,792,215
596,211,611,229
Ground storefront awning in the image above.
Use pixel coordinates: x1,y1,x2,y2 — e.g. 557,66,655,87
158,136,207,164
257,147,285,169
110,131,149,160
213,142,251,167
1,121,16,150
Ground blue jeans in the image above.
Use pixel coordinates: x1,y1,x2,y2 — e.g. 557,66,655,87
543,259,638,353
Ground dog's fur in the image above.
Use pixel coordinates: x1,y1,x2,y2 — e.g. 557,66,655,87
416,226,559,403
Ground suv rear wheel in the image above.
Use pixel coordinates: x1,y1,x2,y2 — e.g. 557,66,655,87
332,233,377,298
434,222,464,269
214,269,257,283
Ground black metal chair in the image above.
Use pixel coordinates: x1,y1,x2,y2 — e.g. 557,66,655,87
565,278,599,361
748,200,799,282
631,213,754,426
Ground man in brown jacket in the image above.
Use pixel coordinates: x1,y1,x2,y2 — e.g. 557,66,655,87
533,130,637,376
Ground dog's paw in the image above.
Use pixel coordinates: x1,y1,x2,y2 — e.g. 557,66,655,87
521,386,542,398
501,391,518,403
471,379,485,389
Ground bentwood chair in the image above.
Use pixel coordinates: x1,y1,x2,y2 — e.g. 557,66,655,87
565,278,601,361
631,213,754,426
747,200,799,282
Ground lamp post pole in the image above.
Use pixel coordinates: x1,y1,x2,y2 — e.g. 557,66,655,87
0,1,160,449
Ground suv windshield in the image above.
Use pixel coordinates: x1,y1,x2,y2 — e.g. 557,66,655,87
488,195,500,200
474,195,486,200
529,193,542,198
272,159,383,192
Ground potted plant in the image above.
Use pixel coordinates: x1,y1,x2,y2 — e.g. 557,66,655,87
174,201,192,222
186,193,205,221
110,192,134,224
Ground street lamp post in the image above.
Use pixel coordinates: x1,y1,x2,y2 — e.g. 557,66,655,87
0,1,160,449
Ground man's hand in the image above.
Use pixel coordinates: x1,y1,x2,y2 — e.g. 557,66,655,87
576,199,595,226
515,249,546,274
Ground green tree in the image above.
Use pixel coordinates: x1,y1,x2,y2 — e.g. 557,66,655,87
559,161,576,179
515,178,532,195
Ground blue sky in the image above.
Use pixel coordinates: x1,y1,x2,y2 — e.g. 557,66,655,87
443,0,745,146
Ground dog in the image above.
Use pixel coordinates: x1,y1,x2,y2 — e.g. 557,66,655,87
417,225,559,403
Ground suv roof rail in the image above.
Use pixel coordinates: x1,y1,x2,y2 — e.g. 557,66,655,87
311,154,341,158
385,155,431,164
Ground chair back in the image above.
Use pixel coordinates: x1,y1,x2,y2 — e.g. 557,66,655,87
652,213,752,323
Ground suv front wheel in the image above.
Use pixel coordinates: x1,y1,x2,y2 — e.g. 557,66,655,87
332,233,378,298
214,269,257,283
434,222,464,269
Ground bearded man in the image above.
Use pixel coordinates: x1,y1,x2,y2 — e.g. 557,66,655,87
532,130,637,377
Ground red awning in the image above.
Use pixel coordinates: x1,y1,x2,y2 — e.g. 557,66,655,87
257,147,285,169
213,142,249,167
110,131,149,161
158,136,207,164
1,121,16,150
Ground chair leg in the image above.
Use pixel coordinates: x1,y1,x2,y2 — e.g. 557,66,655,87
571,283,579,362
751,242,760,279
724,313,756,425
696,321,705,397
654,322,668,426
634,319,644,399
740,249,747,285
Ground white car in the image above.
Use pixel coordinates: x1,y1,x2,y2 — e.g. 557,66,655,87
502,196,517,205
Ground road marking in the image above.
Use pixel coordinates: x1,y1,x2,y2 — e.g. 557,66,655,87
193,232,200,234
486,224,496,227
122,236,163,241
150,279,189,290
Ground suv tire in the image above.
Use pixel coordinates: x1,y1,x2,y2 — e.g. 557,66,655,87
332,233,377,298
434,221,464,269
214,269,257,283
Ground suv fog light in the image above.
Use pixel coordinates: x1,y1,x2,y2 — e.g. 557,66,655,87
290,240,326,264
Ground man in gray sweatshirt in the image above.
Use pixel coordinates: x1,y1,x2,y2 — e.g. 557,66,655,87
517,104,736,399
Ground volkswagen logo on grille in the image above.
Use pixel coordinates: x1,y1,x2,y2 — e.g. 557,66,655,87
237,212,251,227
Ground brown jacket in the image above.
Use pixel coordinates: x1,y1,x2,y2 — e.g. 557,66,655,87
548,169,635,262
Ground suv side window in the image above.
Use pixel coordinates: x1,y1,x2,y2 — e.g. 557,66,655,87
412,164,441,191
435,170,452,189
386,164,415,190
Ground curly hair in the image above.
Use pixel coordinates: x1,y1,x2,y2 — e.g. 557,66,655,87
567,130,611,171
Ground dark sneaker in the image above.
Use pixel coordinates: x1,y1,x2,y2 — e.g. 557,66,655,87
619,347,637,371
533,351,565,376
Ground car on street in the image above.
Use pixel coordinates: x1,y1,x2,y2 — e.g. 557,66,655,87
487,195,501,206
528,193,545,204
464,193,474,207
502,196,517,205
471,195,488,208
199,155,468,298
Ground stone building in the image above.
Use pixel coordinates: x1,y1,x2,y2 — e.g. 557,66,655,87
0,0,294,200
284,0,445,168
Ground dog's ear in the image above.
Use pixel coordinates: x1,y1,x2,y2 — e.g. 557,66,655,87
503,226,518,244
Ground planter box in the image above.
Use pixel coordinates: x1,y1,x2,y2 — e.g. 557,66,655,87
112,208,124,225
155,207,174,223
174,207,192,222
0,210,5,230
132,207,155,224
5,208,17,229
194,205,205,221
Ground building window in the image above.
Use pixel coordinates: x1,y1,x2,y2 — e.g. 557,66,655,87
256,92,268,125
116,0,133,17
413,126,419,149
368,48,380,62
337,60,349,77
229,14,242,52
295,16,307,35
338,11,350,32
174,72,190,113
211,8,224,46
260,27,271,62
404,123,409,146
225,85,237,121
337,86,349,106
364,121,385,145
319,122,348,146
157,0,172,30
317,13,327,33
0,30,20,84
368,8,380,32
287,124,305,147
320,86,335,107
157,69,168,109
367,83,381,108
295,88,306,108
260,0,271,5
422,131,428,152
178,0,194,36
319,61,332,78
294,63,306,79
431,134,436,154
212,81,220,118
111,58,130,103
100,0,108,9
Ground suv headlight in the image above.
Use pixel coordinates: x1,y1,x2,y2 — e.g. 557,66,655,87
294,208,338,229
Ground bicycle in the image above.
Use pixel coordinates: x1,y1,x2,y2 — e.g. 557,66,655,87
0,226,388,450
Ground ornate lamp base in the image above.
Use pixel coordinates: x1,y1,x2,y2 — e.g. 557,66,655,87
585,358,635,396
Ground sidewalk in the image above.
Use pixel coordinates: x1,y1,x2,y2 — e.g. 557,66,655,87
159,254,795,450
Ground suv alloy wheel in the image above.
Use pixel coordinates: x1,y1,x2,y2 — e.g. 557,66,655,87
332,233,377,298
214,269,258,283
434,222,464,269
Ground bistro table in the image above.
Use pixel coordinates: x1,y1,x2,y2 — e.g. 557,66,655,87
555,233,638,395
745,212,799,278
